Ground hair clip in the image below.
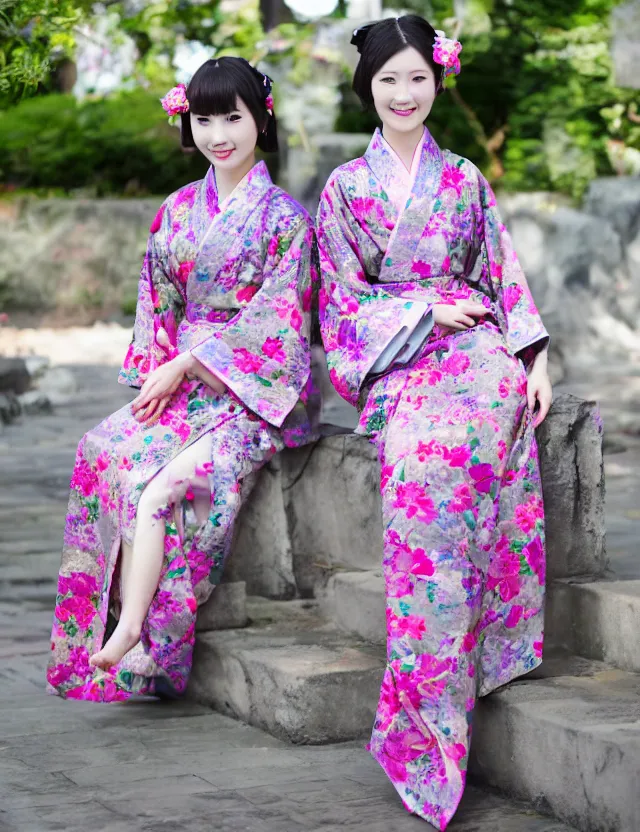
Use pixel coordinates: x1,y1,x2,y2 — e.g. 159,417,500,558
350,23,376,53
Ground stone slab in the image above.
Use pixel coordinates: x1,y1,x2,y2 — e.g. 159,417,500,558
196,581,248,633
188,598,384,744
471,659,640,832
547,579,640,673
536,395,606,579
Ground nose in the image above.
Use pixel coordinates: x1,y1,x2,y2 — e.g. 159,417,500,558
393,85,412,103
207,121,227,147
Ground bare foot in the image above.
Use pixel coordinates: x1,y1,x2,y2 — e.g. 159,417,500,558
89,621,141,670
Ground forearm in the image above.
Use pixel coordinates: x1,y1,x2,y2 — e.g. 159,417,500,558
183,350,226,391
530,344,549,373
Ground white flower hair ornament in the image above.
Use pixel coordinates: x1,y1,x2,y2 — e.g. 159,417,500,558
432,31,462,81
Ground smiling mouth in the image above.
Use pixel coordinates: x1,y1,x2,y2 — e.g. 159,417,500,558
212,149,234,158
391,107,416,117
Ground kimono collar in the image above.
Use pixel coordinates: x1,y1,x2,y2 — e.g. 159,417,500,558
192,160,273,238
216,159,273,213
364,126,443,204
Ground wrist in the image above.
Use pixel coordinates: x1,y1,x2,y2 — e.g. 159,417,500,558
177,351,196,373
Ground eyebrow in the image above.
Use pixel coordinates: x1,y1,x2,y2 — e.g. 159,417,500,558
377,68,431,74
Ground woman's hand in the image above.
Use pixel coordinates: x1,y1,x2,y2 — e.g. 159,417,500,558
433,301,489,331
132,353,192,423
527,350,553,428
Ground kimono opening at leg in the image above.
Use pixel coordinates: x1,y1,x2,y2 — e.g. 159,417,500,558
317,16,551,829
47,58,317,704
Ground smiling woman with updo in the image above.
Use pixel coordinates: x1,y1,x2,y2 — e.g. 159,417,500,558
316,15,552,829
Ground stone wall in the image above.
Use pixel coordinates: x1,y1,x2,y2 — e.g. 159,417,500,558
0,197,157,319
2,177,638,379
218,393,605,607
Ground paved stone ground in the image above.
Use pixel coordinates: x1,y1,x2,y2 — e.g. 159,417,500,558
3,359,635,832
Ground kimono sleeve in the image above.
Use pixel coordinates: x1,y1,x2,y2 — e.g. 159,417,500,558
317,181,431,407
190,213,313,429
479,175,549,360
118,201,185,389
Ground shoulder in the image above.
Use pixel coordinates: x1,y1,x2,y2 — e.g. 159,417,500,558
321,157,369,200
149,178,202,235
266,187,313,233
441,150,485,186
440,150,495,202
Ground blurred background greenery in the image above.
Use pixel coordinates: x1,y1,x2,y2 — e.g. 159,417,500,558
0,0,638,200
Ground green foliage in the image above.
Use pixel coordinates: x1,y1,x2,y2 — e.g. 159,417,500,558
0,0,94,108
0,89,209,195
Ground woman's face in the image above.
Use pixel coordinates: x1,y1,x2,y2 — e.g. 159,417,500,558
371,46,437,134
190,96,259,172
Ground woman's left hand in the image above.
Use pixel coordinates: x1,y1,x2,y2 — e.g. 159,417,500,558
132,354,191,422
527,361,553,428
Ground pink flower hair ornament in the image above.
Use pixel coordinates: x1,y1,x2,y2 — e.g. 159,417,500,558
265,94,274,116
433,30,462,81
160,83,190,120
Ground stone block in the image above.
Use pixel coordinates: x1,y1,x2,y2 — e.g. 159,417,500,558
547,579,640,673
471,663,640,832
536,395,606,579
189,599,384,744
0,357,30,395
196,581,248,633
225,459,296,600
282,436,383,596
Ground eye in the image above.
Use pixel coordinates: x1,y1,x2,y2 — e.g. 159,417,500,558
379,77,395,84
196,117,209,125
228,113,242,122
412,75,428,82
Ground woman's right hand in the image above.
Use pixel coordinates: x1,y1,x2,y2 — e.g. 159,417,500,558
433,301,489,331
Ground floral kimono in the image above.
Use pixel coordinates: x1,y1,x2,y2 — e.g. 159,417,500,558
317,127,548,830
48,161,316,702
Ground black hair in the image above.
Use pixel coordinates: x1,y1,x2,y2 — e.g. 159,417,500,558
180,57,278,153
352,15,444,109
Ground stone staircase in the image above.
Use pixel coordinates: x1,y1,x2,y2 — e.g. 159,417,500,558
191,393,640,832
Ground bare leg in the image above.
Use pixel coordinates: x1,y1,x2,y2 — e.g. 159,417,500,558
89,487,166,669
89,434,213,671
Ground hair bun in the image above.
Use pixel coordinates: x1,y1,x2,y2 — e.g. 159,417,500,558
350,22,376,53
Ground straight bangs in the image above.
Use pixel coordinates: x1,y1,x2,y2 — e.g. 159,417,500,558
187,59,256,117
181,57,278,153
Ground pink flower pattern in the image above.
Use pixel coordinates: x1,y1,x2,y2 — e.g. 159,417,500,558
48,162,317,703
317,125,547,829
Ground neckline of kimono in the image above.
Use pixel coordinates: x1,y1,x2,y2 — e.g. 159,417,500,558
211,159,272,213
379,126,427,177
196,160,272,258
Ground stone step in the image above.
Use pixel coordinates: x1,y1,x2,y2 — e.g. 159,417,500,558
322,569,640,677
188,597,384,745
318,568,386,644
471,653,640,832
189,598,640,831
548,578,640,674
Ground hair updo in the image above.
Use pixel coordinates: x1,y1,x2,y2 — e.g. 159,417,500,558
352,15,444,109
180,57,278,153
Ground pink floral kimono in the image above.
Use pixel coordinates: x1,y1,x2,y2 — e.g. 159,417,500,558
47,162,316,702
317,127,548,830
